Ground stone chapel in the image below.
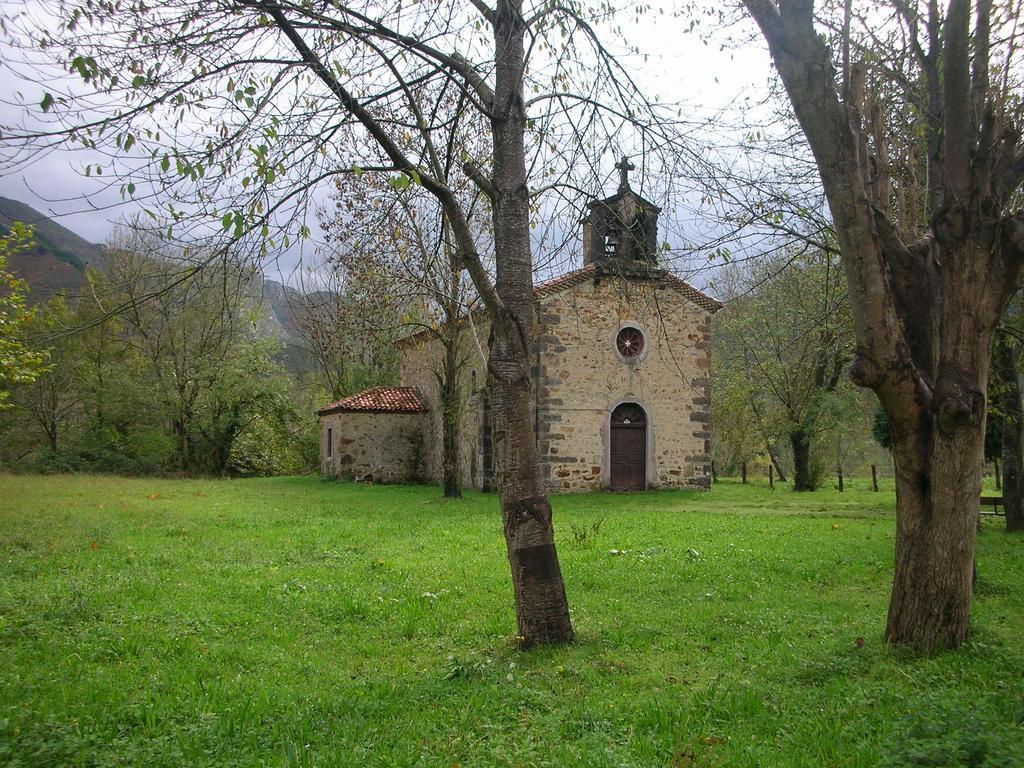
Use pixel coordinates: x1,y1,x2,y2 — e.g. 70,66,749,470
317,159,722,492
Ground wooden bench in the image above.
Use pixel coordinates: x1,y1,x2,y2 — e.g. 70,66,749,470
980,495,1005,516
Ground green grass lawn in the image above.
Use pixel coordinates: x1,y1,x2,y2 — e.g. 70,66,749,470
1,474,1022,767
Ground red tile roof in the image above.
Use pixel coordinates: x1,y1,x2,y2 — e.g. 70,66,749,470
533,264,723,312
317,386,429,415
397,265,722,349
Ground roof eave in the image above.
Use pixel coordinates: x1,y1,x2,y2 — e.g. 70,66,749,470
318,407,429,416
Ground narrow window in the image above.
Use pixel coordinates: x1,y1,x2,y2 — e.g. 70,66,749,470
326,427,333,458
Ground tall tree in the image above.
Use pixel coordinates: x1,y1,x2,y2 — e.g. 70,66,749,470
744,0,1024,648
292,264,402,403
98,236,256,472
197,337,298,475
9,296,87,451
992,296,1024,531
714,249,853,491
0,223,48,407
5,0,681,644
320,174,487,498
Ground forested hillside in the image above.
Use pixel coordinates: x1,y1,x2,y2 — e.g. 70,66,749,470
0,208,402,475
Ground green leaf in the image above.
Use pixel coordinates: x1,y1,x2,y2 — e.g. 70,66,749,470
40,93,54,112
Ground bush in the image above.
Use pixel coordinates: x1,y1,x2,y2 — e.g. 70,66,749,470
28,450,84,474
228,416,311,477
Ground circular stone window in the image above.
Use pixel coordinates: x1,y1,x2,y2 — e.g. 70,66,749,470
615,325,645,360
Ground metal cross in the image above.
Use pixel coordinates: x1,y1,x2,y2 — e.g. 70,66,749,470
615,155,635,191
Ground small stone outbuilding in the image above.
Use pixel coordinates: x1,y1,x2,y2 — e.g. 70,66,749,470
318,160,723,491
317,386,428,483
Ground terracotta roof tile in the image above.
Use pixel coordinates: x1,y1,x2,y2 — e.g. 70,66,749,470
659,273,724,313
533,264,723,312
397,265,722,349
532,264,601,298
317,386,429,415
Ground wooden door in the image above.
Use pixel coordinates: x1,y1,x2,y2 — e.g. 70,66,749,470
610,403,647,491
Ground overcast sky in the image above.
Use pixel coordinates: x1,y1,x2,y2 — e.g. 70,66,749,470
0,4,775,284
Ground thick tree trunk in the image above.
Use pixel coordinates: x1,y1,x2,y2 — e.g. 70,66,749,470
175,418,189,471
743,0,1024,651
488,0,572,646
886,418,982,649
994,337,1024,531
440,334,462,499
790,428,814,491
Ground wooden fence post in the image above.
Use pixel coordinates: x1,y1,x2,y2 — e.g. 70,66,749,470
871,464,878,492
768,463,774,490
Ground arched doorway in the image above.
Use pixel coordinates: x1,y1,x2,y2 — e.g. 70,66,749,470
610,402,647,491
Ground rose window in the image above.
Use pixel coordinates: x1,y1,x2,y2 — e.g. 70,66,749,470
616,326,645,359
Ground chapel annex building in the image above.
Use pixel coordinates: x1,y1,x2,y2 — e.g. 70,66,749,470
318,160,722,492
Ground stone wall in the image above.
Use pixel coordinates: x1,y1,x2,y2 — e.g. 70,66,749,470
399,324,489,490
389,274,713,493
535,275,712,491
320,411,427,483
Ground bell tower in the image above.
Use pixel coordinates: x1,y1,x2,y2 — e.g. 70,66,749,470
582,156,662,270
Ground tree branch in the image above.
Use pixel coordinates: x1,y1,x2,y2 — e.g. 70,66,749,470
943,0,973,200
254,0,505,325
463,161,495,201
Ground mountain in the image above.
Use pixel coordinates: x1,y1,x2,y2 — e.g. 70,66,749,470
0,197,107,303
0,196,317,371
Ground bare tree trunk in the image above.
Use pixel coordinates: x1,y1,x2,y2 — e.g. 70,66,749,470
488,0,572,646
994,336,1024,531
751,399,788,482
837,466,844,492
766,441,788,483
740,461,747,484
790,427,814,491
440,332,462,499
175,419,187,469
886,418,982,647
